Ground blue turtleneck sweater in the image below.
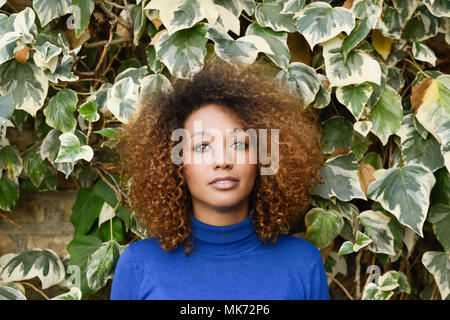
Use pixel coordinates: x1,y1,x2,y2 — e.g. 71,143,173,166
110,208,330,300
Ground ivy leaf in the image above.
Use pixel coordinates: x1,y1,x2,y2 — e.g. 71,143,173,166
294,2,355,49
367,163,436,237
70,0,95,38
305,207,344,249
427,204,450,252
412,41,436,66
86,240,122,291
336,82,374,121
78,100,100,123
423,0,450,18
43,88,78,133
0,286,26,300
0,175,19,211
422,251,450,300
0,249,65,289
32,0,71,27
254,0,297,33
23,152,46,187
321,116,354,154
0,145,22,181
51,287,82,300
358,210,396,255
55,132,94,163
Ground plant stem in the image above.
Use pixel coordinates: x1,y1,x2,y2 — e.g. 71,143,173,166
240,12,256,24
355,250,363,299
326,272,354,300
0,213,38,247
19,281,50,300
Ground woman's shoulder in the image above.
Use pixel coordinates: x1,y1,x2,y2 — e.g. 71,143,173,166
120,237,167,262
275,233,323,263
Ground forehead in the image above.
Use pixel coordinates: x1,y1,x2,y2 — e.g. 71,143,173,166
183,104,245,132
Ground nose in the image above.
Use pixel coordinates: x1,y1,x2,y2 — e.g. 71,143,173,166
213,141,233,169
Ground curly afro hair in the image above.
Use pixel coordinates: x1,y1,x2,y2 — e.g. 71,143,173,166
116,59,325,256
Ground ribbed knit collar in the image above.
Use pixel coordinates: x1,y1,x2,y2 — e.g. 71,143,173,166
190,207,262,256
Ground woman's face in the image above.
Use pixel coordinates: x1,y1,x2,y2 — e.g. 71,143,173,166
182,103,257,211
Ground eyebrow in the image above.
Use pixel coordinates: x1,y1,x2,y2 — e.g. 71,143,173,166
192,128,245,137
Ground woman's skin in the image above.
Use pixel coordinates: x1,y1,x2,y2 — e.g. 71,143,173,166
182,103,258,226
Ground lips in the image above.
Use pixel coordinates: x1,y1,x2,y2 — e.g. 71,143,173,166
209,176,239,184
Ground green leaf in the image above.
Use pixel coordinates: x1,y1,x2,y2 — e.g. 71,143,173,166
32,0,71,27
311,152,367,202
336,82,374,121
321,116,354,154
321,37,381,87
305,207,344,249
353,230,372,251
422,251,450,299
43,89,78,133
367,163,436,237
358,210,395,255
140,73,173,95
0,60,48,118
66,235,103,298
106,77,139,124
0,175,19,211
86,240,122,291
338,241,354,255
0,145,22,180
71,0,95,38
294,2,355,49
0,249,65,289
423,0,450,18
70,188,105,236
342,17,372,62
273,61,320,105
33,41,62,73
354,120,373,137
310,73,332,109
93,127,120,139
396,113,444,173
368,85,403,146
255,0,297,32
78,100,100,123
412,41,436,66
246,23,290,71
23,152,46,187
428,204,450,252
55,132,93,163
351,0,382,29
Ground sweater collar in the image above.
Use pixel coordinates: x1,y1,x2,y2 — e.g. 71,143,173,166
190,207,262,256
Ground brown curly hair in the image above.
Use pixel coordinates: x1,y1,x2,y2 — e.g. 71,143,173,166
116,59,325,256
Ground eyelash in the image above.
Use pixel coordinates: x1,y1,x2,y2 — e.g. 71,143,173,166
193,141,248,152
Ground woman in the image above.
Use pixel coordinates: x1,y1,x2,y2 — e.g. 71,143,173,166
110,60,329,300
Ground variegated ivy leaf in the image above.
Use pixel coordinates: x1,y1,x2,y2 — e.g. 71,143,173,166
207,24,273,67
396,113,444,173
321,37,381,87
40,128,76,179
155,23,208,80
50,287,82,300
43,89,78,133
416,5,447,42
273,62,320,105
0,286,26,300
70,0,95,38
358,210,396,256
305,207,344,249
0,249,65,290
423,0,450,18
0,145,22,181
310,152,367,202
32,0,71,27
412,41,437,66
281,0,306,15
139,73,173,95
342,17,372,62
115,66,148,85
368,85,403,146
351,0,382,29
85,83,113,113
294,2,355,49
44,55,79,83
106,77,139,124
392,0,421,27
0,94,15,125
336,82,374,120
0,176,19,211
86,240,122,291
362,282,394,300
386,66,405,92
12,7,38,44
33,41,62,74
212,2,240,35
0,60,48,118
327,198,359,222
78,100,100,123
324,251,347,286
422,251,450,299
23,152,46,187
212,0,255,17
338,231,372,255
120,4,146,46
376,6,402,39
310,73,331,109
321,116,354,154
411,75,450,171
145,0,218,36
98,201,116,227
245,23,290,71
367,163,436,237
427,204,450,252
55,132,94,163
354,120,373,137
0,31,21,66
254,0,297,33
